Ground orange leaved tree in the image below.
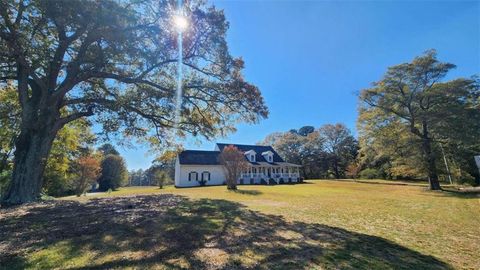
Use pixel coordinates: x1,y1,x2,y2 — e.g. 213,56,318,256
219,145,249,190
73,155,101,196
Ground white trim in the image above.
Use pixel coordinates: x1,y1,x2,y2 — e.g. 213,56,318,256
244,150,256,162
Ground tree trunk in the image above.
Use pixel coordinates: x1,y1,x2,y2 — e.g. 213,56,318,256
333,158,340,179
422,136,441,190
300,165,307,179
1,118,58,205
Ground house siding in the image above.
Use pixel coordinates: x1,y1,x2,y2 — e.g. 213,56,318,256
175,143,301,188
176,164,226,187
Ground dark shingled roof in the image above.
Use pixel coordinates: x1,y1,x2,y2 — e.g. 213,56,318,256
178,150,220,165
178,143,287,165
216,143,285,163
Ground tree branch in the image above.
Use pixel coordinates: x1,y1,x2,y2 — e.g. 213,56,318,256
55,107,94,129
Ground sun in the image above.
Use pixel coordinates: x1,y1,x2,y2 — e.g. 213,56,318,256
173,15,188,32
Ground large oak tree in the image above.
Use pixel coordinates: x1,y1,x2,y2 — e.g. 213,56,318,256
359,50,479,190
0,0,268,204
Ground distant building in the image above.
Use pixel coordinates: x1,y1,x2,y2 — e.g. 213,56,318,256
175,143,301,187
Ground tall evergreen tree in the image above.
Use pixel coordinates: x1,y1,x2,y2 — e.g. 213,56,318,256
98,154,128,191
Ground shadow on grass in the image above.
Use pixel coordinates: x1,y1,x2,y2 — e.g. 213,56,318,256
0,195,452,270
351,179,427,187
230,189,263,196
434,188,480,200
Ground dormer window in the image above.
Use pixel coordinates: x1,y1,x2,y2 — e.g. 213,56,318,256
244,150,256,162
262,151,274,163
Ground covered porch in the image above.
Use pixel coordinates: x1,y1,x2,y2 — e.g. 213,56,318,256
238,162,302,185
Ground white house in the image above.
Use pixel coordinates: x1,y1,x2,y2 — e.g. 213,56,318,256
175,143,301,187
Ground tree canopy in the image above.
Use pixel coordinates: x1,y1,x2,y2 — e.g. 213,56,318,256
98,143,119,156
260,124,357,179
358,50,480,188
0,0,267,204
98,154,128,191
219,145,249,190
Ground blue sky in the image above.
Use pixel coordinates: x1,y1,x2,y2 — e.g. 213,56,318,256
120,0,480,170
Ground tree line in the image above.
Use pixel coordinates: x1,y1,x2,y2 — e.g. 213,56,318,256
259,124,358,179
128,150,176,189
260,50,479,189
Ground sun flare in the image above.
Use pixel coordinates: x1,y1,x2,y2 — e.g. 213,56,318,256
173,15,188,32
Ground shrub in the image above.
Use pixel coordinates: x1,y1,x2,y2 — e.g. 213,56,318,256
151,169,171,189
359,168,381,179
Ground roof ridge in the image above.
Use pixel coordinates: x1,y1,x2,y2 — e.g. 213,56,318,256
216,143,273,148
182,149,220,152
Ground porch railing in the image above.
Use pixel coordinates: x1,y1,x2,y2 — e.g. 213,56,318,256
240,173,300,179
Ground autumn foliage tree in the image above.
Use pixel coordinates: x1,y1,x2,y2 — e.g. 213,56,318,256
72,155,100,196
0,0,267,204
219,145,249,190
319,123,358,179
260,124,357,179
358,50,479,189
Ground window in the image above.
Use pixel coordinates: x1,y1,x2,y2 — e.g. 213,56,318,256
202,171,210,181
188,172,198,181
268,155,273,162
245,150,256,162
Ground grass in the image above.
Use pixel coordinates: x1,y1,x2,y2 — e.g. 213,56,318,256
1,180,479,269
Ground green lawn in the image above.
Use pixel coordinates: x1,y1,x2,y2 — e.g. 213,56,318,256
1,180,479,269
